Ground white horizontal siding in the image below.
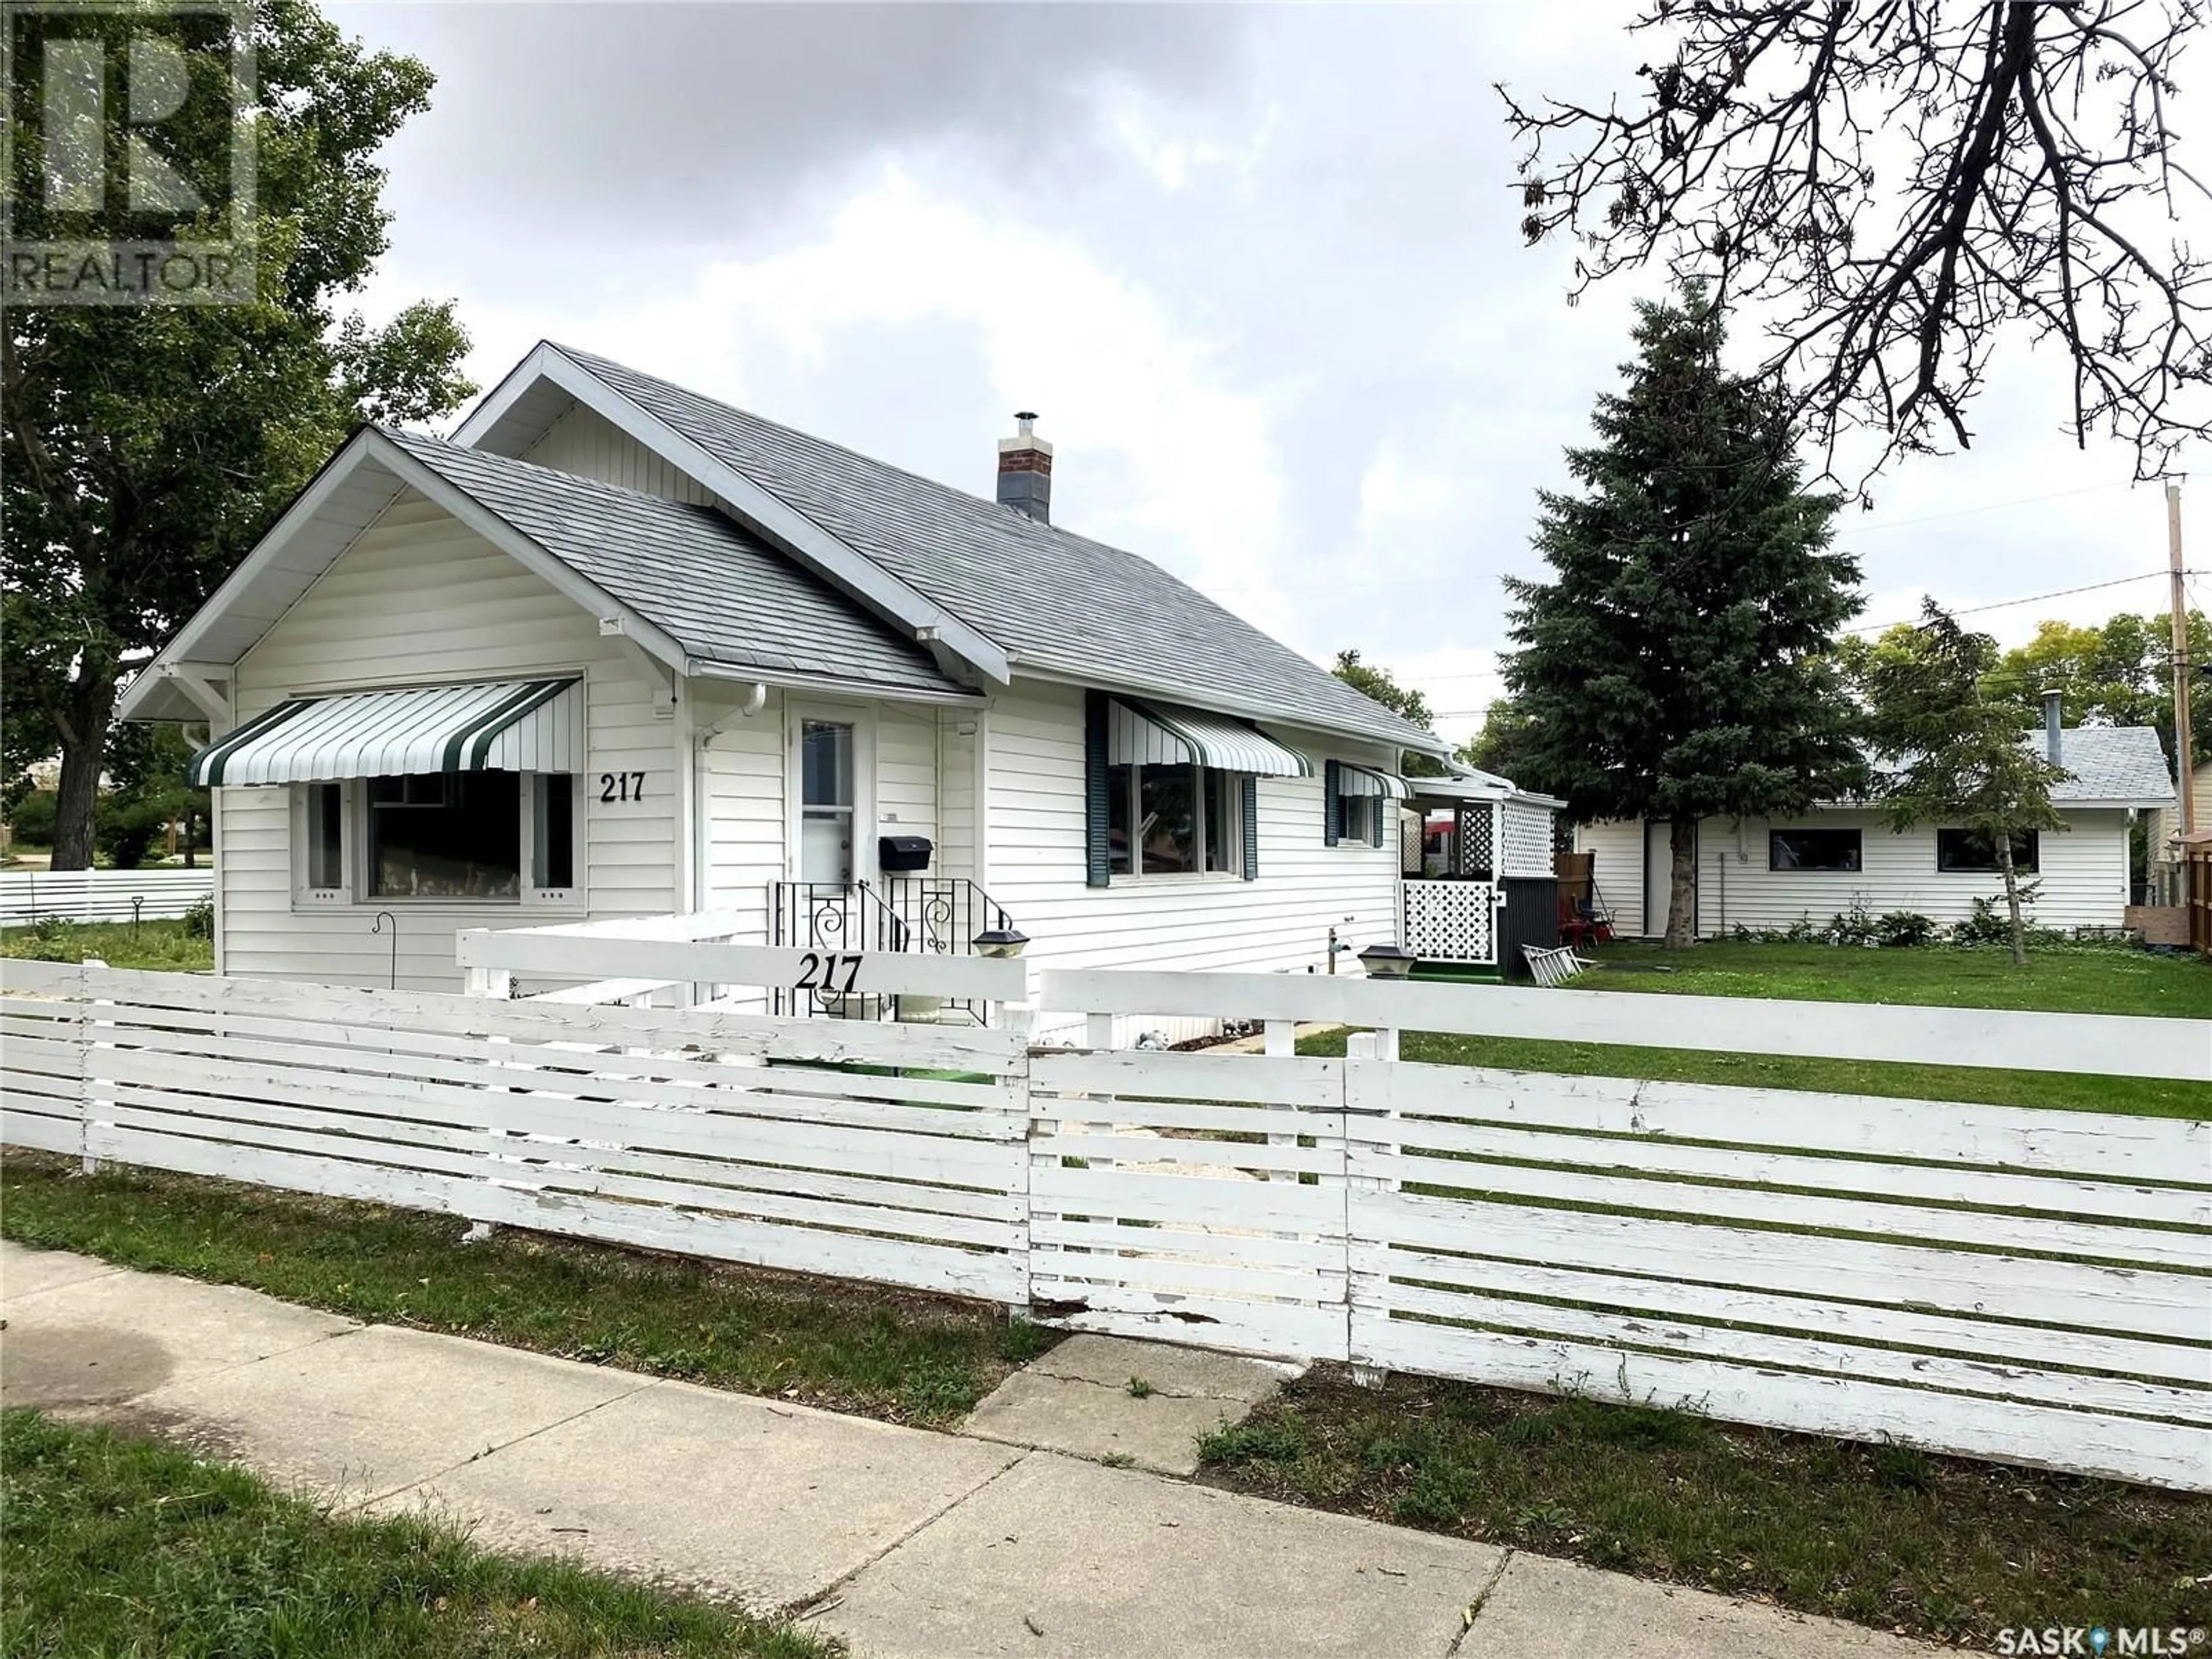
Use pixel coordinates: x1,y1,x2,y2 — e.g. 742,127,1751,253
1581,809,2133,938
876,703,940,855
1576,820,1644,935
985,681,1400,1043
937,711,980,885
700,686,785,947
220,493,679,991
523,404,716,504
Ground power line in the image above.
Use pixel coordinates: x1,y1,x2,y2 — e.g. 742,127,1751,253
1830,480,2136,540
1843,570,2172,634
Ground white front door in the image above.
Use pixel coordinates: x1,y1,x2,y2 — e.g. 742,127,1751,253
800,718,855,885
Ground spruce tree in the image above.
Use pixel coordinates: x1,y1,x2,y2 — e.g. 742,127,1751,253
1501,285,1866,946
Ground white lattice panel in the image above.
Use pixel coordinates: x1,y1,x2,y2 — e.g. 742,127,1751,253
1501,802,1555,878
1455,805,1494,877
1400,880,1497,963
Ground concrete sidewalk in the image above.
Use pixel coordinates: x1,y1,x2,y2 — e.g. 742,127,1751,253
0,1242,1931,1658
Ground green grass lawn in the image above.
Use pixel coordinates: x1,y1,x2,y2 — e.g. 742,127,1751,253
0,1408,831,1658
1198,1374,2212,1649
1315,940,2212,1118
1580,939,2212,1018
1,917,213,972
0,1153,1054,1427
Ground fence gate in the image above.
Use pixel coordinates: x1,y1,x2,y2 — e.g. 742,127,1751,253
1027,1046,1352,1359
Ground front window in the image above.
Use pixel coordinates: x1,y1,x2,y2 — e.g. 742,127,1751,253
1107,760,1241,878
1769,827,1862,872
369,772,522,900
1937,828,2039,873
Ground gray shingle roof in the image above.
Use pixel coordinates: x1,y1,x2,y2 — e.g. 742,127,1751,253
2037,725,2175,804
384,429,969,698
547,344,1445,753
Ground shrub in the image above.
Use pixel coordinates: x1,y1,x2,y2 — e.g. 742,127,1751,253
1949,889,2040,947
180,895,215,939
5,788,58,846
1874,910,1936,948
1825,896,1880,948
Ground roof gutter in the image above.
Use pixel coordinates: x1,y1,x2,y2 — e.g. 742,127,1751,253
688,660,986,707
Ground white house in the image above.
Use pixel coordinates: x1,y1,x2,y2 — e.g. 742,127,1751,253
1575,710,2175,940
118,342,1456,1024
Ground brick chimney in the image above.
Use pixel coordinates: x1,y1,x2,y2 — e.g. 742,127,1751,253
997,411,1052,524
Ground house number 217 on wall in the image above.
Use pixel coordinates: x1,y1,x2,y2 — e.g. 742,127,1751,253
599,772,646,802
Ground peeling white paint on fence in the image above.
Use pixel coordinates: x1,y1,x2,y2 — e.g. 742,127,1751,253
3,949,2207,1492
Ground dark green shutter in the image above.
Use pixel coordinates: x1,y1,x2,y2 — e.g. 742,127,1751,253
1370,785,1385,849
1240,774,1258,880
1084,690,1111,887
1323,760,1341,846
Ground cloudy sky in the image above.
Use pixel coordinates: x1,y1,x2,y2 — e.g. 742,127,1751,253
334,2,2205,746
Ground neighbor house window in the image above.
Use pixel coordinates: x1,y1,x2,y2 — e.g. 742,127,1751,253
1937,828,2039,873
1768,827,1862,872
1105,760,1242,878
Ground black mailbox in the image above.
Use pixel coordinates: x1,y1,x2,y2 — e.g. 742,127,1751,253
878,835,933,873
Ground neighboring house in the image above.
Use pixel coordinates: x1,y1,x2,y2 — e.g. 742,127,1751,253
118,342,1449,1028
2149,756,2212,892
1575,713,2174,939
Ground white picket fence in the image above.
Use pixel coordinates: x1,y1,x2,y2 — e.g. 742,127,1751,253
3,938,2208,1493
0,867,213,926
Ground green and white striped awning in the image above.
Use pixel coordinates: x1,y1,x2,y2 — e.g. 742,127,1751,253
190,679,582,786
1336,762,1411,800
1106,698,1312,778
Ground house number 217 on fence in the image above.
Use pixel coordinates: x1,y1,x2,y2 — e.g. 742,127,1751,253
793,952,863,993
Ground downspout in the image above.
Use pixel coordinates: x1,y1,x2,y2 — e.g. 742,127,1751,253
673,672,696,917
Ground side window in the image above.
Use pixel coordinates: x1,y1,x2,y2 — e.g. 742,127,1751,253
533,774,577,893
299,781,347,899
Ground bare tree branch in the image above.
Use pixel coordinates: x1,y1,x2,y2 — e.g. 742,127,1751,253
1500,0,2210,483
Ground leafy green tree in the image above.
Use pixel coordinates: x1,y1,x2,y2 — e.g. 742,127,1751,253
1861,602,2066,967
1983,612,2212,774
1460,695,1535,780
1501,285,1866,947
1331,650,1446,776
100,725,209,869
3,0,475,869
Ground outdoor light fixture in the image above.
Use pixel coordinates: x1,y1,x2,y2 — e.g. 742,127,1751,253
1357,943,1418,980
972,927,1030,959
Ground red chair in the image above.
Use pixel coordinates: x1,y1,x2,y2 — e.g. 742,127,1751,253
1558,894,1592,948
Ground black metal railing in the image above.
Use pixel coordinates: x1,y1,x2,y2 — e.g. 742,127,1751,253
768,877,1018,1024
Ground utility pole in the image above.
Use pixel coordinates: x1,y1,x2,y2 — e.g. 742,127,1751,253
2169,481,2194,842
